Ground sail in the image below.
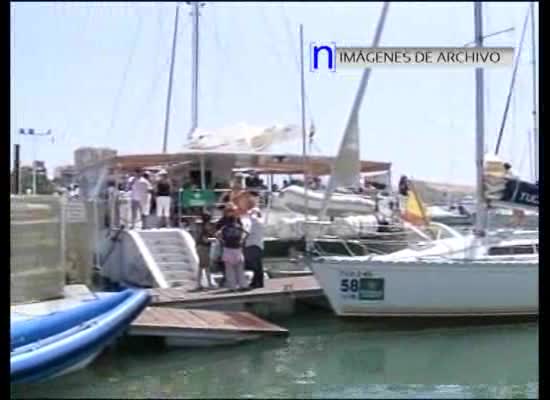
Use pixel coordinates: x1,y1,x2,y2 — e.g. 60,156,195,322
318,2,390,220
330,112,361,188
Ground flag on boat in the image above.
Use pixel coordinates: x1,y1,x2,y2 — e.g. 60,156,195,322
401,182,430,226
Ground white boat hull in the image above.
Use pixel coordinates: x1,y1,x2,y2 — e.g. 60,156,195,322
310,259,538,317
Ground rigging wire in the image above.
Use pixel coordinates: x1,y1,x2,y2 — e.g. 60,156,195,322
494,5,530,155
128,9,184,139
257,6,287,71
511,70,517,164
140,59,172,148
209,5,224,119
103,8,144,143
59,5,96,151
490,4,493,154
279,3,316,127
33,3,79,159
258,6,300,111
211,6,263,120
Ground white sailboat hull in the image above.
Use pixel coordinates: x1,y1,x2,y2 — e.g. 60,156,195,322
310,259,538,317
276,186,376,217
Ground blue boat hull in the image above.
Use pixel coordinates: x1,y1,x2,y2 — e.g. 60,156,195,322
11,289,150,384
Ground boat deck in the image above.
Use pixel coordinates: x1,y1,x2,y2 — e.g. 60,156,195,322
149,276,323,308
129,306,289,347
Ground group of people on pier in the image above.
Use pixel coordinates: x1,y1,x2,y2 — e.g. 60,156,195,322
125,170,266,292
194,186,265,292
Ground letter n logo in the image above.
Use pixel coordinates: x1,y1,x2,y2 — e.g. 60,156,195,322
310,42,337,72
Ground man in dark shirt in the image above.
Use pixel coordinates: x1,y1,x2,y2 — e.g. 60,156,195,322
246,172,263,189
156,170,172,228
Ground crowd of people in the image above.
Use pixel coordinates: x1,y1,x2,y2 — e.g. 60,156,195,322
122,169,173,229
115,169,266,291
109,169,238,229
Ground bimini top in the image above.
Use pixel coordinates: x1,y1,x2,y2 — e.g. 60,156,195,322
76,149,392,177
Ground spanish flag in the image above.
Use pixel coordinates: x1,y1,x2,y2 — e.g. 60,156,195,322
401,182,430,226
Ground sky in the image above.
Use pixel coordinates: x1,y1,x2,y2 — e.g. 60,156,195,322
11,1,539,185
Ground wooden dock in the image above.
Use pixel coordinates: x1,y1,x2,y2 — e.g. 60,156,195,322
150,276,322,306
129,306,289,347
148,276,326,318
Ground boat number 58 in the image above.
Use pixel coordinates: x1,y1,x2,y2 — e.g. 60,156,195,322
340,278,359,293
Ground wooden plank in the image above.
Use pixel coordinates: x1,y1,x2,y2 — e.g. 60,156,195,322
131,307,288,336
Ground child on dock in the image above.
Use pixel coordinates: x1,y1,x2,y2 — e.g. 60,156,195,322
216,203,248,292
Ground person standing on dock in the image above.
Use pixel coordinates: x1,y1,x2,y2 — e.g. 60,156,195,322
194,212,216,290
243,191,265,289
155,170,172,228
217,203,248,291
131,171,153,229
212,205,236,287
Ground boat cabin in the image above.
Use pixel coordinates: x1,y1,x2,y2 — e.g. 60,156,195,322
486,239,539,257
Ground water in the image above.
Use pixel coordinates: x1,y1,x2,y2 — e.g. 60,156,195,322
12,311,538,399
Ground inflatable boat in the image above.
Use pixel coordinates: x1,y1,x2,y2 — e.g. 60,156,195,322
11,289,150,384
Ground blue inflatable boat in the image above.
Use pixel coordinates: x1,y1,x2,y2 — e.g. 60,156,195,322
11,289,150,384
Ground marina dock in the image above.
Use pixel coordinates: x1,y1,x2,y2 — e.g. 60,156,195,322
129,307,288,347
148,276,326,318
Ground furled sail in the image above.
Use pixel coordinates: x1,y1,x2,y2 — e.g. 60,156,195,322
186,123,299,152
318,2,390,220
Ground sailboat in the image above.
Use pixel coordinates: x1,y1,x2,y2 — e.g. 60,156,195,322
308,2,538,317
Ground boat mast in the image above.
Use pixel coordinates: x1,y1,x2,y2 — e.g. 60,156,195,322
187,2,206,188
473,1,487,237
300,24,309,223
162,3,181,153
188,2,202,140
299,23,313,253
530,2,538,182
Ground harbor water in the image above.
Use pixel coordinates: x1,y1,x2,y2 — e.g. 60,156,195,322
11,310,538,399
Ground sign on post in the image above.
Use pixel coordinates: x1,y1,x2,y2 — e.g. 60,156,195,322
179,190,216,208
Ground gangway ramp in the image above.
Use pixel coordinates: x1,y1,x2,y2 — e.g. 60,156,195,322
100,228,199,289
